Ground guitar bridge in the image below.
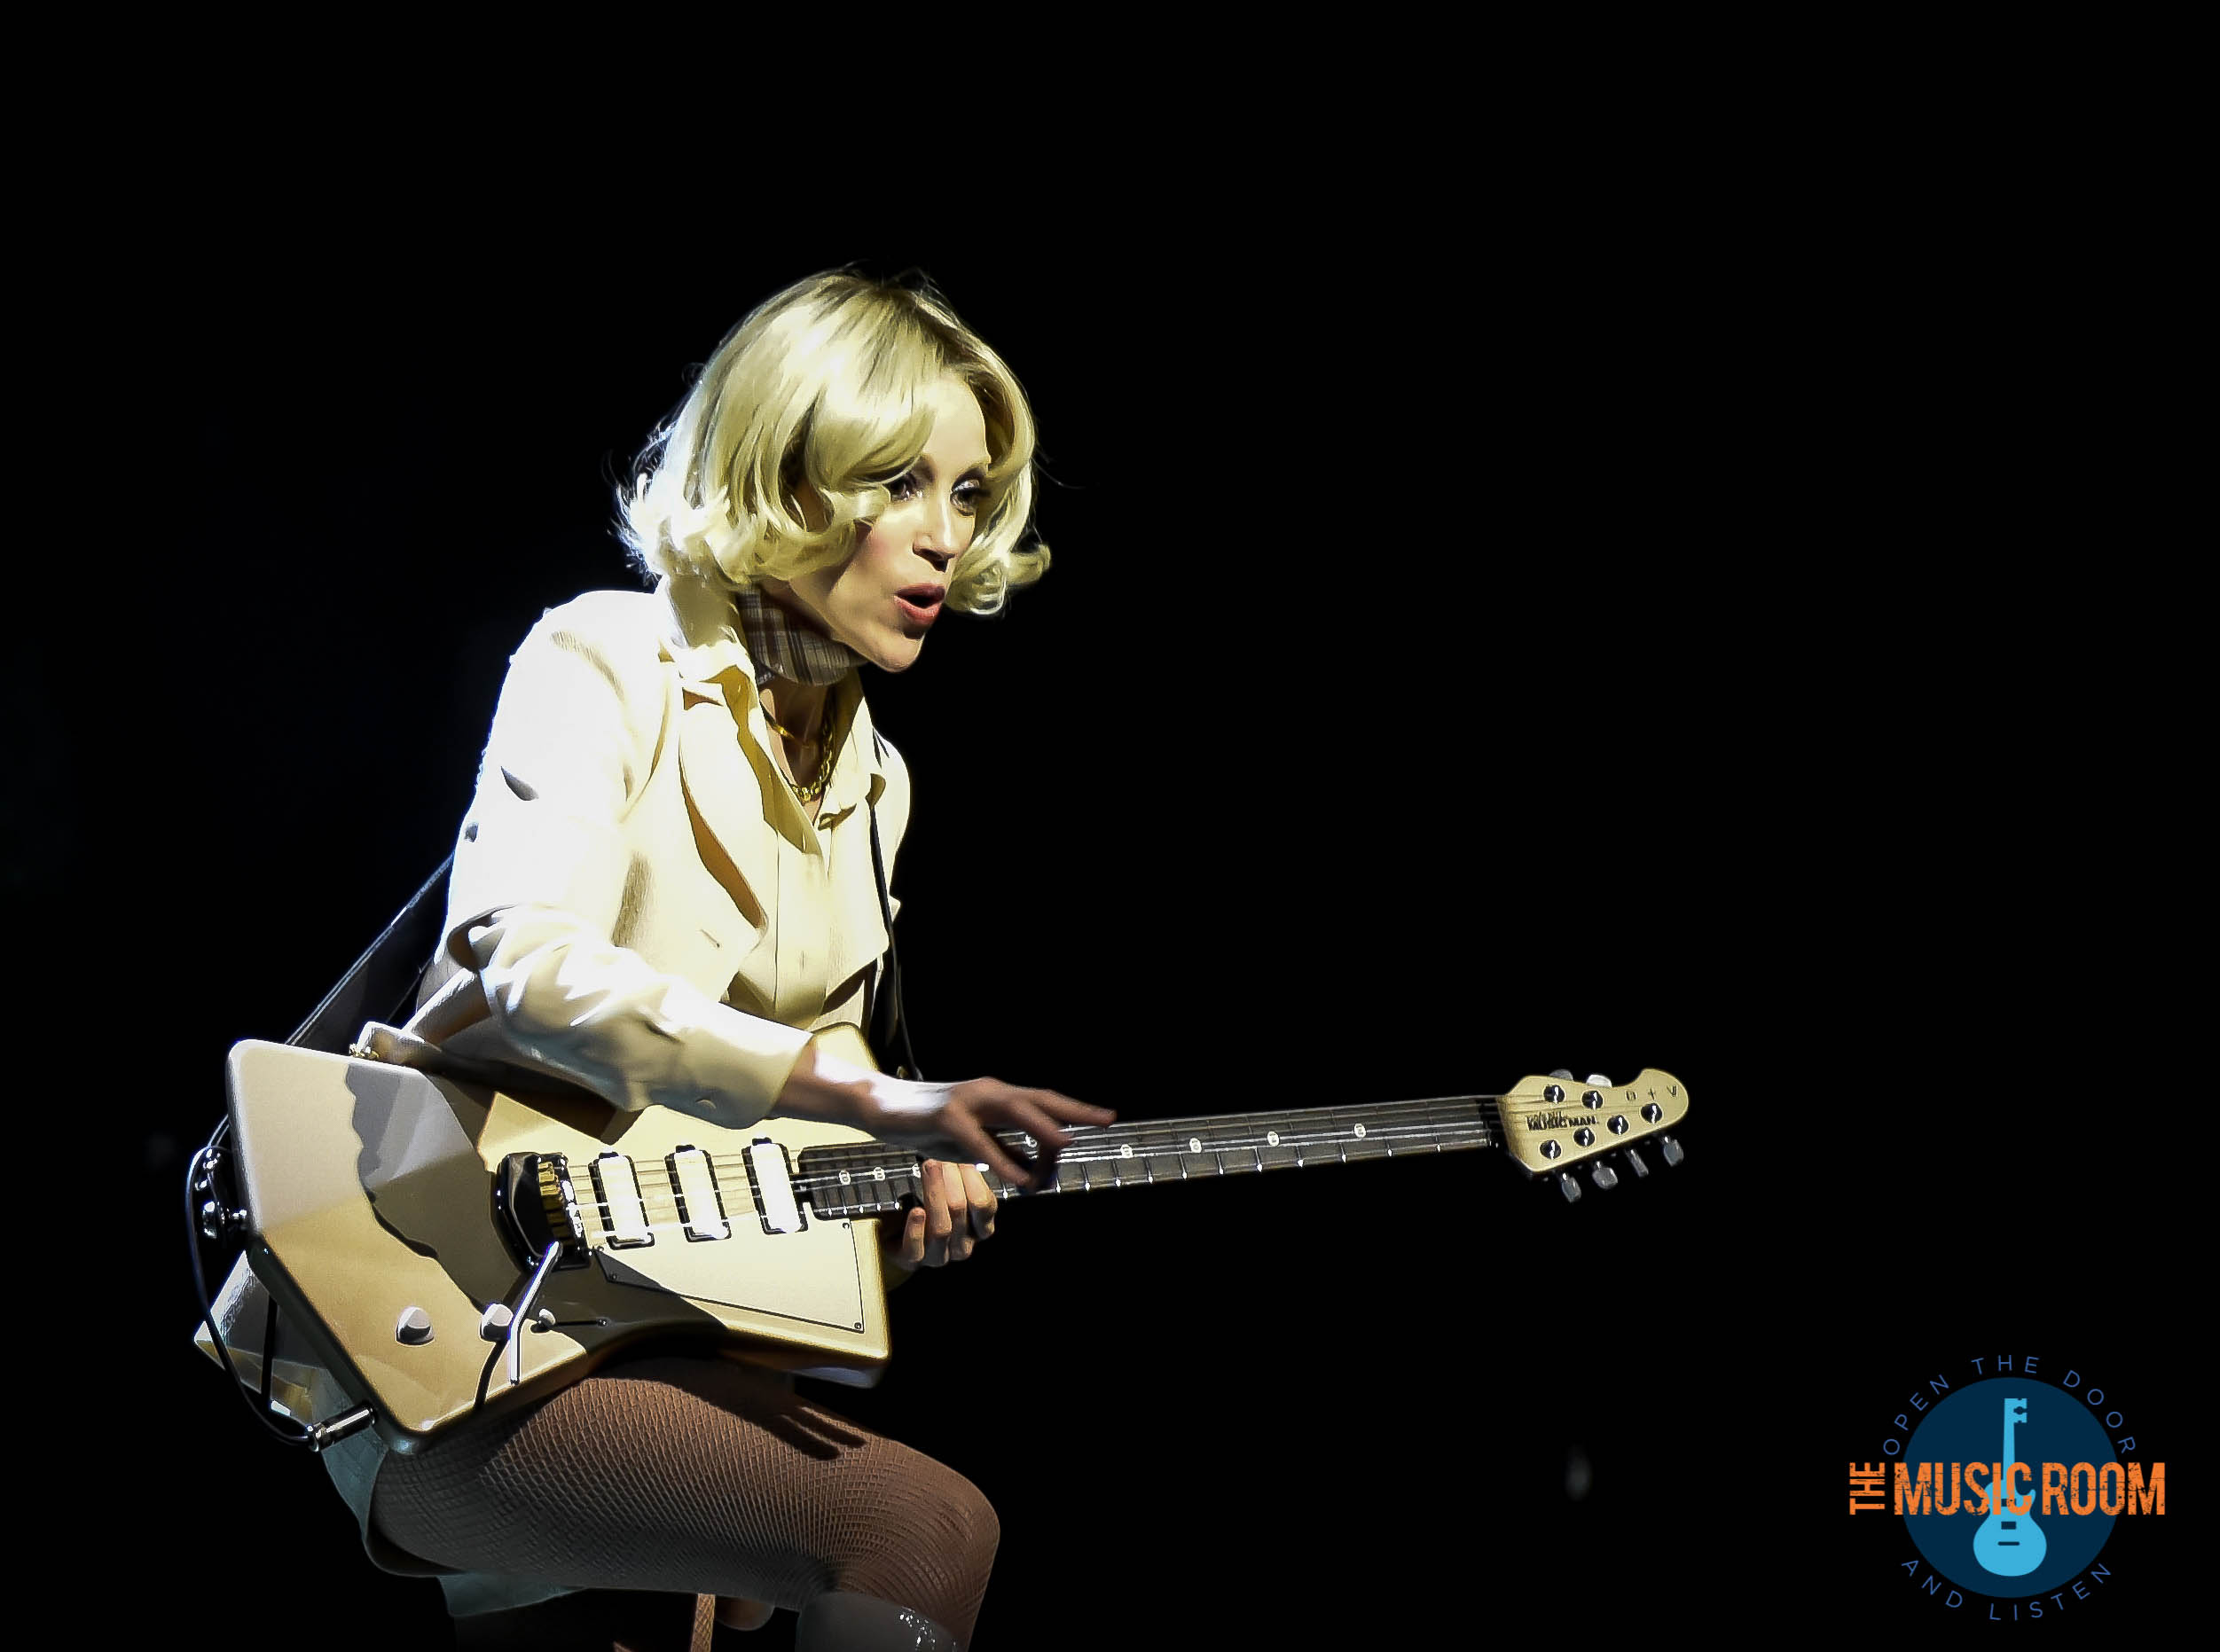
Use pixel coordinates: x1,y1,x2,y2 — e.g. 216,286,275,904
493,1154,590,1270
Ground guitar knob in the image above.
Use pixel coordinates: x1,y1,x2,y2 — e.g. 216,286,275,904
396,1306,434,1346
1589,1161,1619,1192
1658,1134,1685,1169
1556,1171,1582,1203
1620,1147,1650,1178
200,1200,247,1241
479,1303,515,1343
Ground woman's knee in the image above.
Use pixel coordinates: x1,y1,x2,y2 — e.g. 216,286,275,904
837,1466,999,1632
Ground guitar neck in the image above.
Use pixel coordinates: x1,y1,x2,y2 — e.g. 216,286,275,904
799,1094,1503,1219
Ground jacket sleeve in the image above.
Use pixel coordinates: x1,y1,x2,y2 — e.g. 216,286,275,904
412,600,812,1127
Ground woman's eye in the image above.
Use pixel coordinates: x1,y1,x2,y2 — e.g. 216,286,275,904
883,474,985,515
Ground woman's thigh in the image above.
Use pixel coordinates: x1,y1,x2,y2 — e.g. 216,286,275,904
370,1355,998,1632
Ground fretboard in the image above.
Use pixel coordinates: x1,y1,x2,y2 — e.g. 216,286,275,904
797,1095,1502,1220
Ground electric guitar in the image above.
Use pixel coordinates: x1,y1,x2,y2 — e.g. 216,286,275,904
206,1030,1690,1452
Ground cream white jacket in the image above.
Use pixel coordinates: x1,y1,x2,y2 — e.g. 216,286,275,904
288,575,913,1614
403,574,911,1120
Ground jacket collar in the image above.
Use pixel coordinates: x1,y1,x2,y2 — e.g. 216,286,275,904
660,572,757,684
657,575,889,826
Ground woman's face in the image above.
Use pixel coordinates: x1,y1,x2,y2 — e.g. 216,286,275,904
777,373,992,673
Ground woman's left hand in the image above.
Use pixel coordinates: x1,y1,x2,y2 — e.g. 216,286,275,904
885,1159,997,1272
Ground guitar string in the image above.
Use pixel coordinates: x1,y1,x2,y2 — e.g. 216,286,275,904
539,1086,1653,1176
590,1113,1509,1188
548,1124,1526,1241
688,1094,1519,1163
559,1091,1639,1175
580,1118,1502,1184
631,1120,1507,1186
601,1132,1503,1194
537,1095,1665,1237
569,1109,1603,1195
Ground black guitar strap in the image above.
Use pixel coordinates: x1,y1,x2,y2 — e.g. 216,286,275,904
867,763,923,1083
294,836,916,1079
287,855,454,1053
292,736,919,1078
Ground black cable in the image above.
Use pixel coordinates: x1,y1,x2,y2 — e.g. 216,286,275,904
184,1124,315,1447
259,1288,279,1419
185,858,449,1453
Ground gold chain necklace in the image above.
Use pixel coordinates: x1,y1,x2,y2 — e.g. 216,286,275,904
784,735,837,803
761,695,836,803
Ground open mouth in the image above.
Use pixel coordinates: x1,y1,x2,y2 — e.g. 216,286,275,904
895,585,945,625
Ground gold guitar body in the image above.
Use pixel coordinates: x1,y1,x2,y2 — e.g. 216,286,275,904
223,1033,892,1454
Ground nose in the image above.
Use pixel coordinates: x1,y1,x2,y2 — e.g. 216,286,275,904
914,496,961,572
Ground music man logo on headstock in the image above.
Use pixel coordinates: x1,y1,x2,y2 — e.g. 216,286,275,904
1847,1357,2168,1623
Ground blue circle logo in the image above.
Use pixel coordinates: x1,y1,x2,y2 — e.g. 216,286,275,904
1902,1377,2117,1596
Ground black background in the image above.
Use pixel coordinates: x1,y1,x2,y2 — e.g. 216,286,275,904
34,163,2186,1645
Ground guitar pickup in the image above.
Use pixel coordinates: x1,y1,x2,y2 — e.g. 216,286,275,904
745,1137,806,1235
589,1153,654,1249
667,1146,732,1241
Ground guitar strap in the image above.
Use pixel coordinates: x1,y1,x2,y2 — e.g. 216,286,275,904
867,734,923,1082
287,810,919,1081
287,855,456,1055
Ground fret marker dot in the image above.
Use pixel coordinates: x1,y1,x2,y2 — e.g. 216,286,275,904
1119,1144,1134,1159
1188,1137,1202,1153
839,1170,852,1185
1267,1131,1280,1147
872,1168,886,1181
1353,1123,1367,1139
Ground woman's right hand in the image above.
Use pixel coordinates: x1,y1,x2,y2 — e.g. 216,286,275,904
773,1041,1113,1187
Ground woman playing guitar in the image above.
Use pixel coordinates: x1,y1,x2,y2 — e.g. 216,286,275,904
333,270,1109,1650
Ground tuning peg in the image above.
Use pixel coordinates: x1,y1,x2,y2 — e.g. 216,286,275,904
1556,1171,1582,1203
1658,1134,1685,1169
1547,1069,1616,1088
1620,1146,1650,1178
1589,1160,1619,1192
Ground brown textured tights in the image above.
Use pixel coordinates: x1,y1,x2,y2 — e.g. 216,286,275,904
369,1354,997,1647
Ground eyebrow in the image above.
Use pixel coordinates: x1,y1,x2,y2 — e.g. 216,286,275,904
910,456,992,482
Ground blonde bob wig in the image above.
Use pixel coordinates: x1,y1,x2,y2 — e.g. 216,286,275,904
620,270,1049,615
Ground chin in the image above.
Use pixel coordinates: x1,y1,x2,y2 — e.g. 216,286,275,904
862,634,927,674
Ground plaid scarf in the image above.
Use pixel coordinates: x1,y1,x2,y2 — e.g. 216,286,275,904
733,585,863,688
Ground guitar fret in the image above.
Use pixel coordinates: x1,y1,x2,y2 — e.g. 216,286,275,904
790,1093,1502,1222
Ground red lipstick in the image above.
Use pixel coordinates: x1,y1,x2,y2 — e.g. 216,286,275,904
895,584,945,629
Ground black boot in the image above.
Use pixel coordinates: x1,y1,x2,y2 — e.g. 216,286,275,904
794,1590,961,1650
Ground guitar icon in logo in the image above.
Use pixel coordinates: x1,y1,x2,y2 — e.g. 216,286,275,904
1972,1395,2048,1577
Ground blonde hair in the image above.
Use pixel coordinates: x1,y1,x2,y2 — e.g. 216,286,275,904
619,270,1049,615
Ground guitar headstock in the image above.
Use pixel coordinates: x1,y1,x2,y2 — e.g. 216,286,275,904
1497,1068,1690,1201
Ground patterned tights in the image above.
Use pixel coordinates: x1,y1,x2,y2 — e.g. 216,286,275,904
369,1354,998,1646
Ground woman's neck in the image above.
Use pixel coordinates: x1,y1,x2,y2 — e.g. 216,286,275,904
759,677,834,744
